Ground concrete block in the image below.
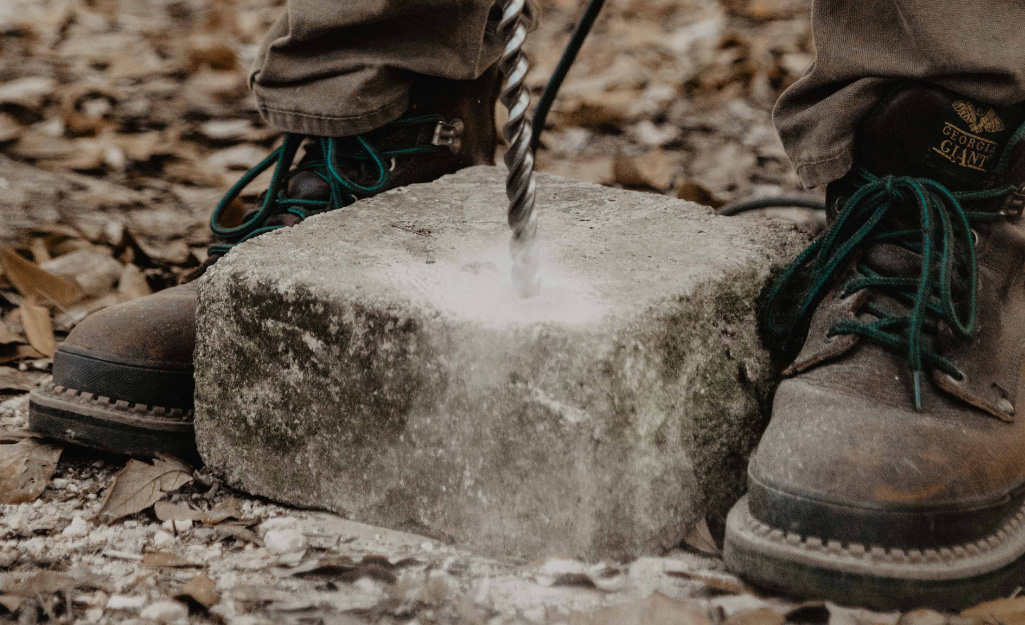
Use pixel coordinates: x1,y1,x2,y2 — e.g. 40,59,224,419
195,166,807,560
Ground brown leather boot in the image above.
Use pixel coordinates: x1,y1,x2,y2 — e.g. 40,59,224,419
724,84,1025,610
28,69,501,463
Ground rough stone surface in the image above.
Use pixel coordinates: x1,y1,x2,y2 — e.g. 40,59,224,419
195,166,807,561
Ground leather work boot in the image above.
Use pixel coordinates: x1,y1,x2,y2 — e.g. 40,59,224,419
28,69,501,464
724,83,1025,610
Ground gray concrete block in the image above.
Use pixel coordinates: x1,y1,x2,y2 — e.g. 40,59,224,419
195,166,807,560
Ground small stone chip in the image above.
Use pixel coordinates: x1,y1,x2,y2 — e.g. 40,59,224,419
61,516,88,537
140,600,188,623
264,528,306,555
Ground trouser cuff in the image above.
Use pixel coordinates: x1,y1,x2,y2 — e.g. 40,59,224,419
253,89,410,138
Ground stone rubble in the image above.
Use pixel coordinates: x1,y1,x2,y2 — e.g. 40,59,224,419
0,387,836,624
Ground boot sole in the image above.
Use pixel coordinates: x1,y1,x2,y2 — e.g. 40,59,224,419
28,381,199,465
724,495,1025,611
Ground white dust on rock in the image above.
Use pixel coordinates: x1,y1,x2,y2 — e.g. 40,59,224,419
389,243,608,327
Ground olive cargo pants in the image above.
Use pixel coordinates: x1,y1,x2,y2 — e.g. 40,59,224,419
249,1,535,137
250,0,1025,188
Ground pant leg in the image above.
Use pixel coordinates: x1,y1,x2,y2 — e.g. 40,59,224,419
774,0,1025,188
250,1,536,137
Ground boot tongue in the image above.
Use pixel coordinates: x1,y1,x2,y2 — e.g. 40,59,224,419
856,84,1025,191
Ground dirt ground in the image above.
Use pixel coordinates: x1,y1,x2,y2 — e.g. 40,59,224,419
0,0,986,622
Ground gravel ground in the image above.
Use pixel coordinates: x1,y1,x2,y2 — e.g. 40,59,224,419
0,392,851,625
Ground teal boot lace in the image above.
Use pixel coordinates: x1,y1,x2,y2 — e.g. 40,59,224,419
763,167,1016,409
208,115,447,255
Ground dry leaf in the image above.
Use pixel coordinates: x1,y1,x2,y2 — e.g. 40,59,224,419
154,500,201,522
963,597,1025,625
562,90,644,127
214,524,261,545
117,264,152,300
0,571,79,597
0,367,46,393
0,114,22,143
19,301,55,357
41,248,123,298
570,592,710,625
613,150,678,190
0,249,85,309
0,321,26,346
683,518,720,555
156,497,242,525
98,455,194,523
0,595,23,613
177,574,218,609
0,344,46,365
131,236,192,266
0,438,63,505
0,77,57,109
200,498,242,524
675,182,726,208
663,570,752,595
899,610,956,625
142,550,200,568
291,555,398,584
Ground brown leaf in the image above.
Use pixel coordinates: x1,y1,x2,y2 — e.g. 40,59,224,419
214,523,261,545
201,498,242,525
41,248,123,298
562,90,643,127
0,249,85,309
683,518,720,555
663,570,752,595
291,555,398,584
0,345,46,365
675,182,726,208
19,301,55,358
0,595,23,613
142,550,200,568
187,35,239,72
0,321,26,346
0,571,78,597
154,500,200,522
117,264,152,301
154,497,241,525
98,455,194,523
570,592,710,625
613,150,678,190
963,597,1025,625
177,574,218,609
0,367,46,393
0,114,22,143
899,610,957,625
0,77,57,109
0,438,63,505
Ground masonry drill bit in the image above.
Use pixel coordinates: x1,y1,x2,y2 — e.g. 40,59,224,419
499,0,540,298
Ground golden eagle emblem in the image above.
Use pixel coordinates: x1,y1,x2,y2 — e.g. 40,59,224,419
952,101,1005,134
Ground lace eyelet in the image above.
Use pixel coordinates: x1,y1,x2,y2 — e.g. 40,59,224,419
971,228,980,248
389,157,398,172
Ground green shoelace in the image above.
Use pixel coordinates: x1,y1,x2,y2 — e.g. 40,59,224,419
763,167,1017,409
208,115,446,255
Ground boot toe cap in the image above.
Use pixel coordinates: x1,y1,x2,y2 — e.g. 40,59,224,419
748,377,1025,548
53,283,197,410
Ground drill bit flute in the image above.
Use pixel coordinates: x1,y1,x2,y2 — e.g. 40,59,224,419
498,0,540,298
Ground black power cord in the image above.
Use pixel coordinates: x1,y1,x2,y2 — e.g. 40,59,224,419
717,196,825,216
530,0,606,153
